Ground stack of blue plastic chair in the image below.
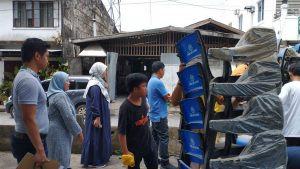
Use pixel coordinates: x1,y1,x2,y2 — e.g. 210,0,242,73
176,30,211,168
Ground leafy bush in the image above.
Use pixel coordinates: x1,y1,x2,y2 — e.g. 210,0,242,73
0,59,68,103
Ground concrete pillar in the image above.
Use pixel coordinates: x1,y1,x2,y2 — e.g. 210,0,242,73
279,4,288,39
0,60,4,85
68,58,82,75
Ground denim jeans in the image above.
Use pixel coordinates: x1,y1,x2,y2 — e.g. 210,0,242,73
287,147,300,169
11,132,48,163
151,117,169,164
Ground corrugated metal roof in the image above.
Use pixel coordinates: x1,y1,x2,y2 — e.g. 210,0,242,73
72,26,242,44
185,18,244,35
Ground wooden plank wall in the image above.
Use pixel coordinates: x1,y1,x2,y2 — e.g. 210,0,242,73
101,32,238,57
288,0,300,15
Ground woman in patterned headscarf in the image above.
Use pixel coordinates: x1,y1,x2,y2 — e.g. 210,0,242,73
81,62,112,167
47,71,83,169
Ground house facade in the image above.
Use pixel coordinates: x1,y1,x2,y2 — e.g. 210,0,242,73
0,0,116,84
72,19,243,97
223,0,300,45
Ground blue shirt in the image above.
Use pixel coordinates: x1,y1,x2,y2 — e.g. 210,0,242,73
13,68,49,134
147,75,168,122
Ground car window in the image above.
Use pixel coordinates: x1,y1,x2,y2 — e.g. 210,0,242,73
76,81,88,89
69,80,76,90
41,81,50,92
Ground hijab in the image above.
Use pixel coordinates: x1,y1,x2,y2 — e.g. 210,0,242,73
47,71,69,97
83,62,110,102
47,71,76,116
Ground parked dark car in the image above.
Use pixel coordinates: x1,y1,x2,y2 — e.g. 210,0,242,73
5,76,90,118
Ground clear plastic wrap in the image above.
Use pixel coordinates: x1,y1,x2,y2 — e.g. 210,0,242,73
210,61,281,96
209,93,283,134
208,27,278,63
210,130,287,169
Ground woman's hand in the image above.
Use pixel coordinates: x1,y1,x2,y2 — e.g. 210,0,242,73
76,132,84,143
93,117,102,128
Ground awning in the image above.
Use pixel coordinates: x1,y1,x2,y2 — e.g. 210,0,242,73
78,44,106,57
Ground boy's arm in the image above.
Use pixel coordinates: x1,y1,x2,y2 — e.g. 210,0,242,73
118,134,131,154
118,105,132,155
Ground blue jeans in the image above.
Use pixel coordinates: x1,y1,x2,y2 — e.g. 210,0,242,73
151,117,169,164
11,132,48,163
287,147,300,169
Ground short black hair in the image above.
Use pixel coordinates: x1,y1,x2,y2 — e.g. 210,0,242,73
21,38,50,63
288,62,300,76
126,73,148,93
151,61,165,73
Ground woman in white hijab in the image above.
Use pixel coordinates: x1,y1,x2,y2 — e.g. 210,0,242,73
81,62,112,167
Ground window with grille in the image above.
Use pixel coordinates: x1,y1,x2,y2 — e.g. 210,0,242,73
13,1,56,28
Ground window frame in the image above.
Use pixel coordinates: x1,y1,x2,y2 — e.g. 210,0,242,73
13,1,55,28
257,0,264,22
239,14,243,30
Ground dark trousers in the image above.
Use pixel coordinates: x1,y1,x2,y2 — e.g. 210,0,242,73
11,132,48,163
128,149,158,169
151,117,170,164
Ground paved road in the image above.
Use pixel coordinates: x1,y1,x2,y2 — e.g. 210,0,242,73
0,101,181,169
0,151,179,169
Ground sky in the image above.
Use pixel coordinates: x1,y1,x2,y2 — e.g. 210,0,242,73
103,0,235,32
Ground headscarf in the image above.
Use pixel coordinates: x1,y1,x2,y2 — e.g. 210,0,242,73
47,71,69,97
83,62,110,103
47,71,76,116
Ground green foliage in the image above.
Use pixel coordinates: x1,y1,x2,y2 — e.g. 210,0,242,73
0,67,18,102
0,81,12,102
39,59,68,80
0,59,68,102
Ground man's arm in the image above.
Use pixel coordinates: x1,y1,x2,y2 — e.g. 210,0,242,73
163,93,171,102
20,104,47,166
118,134,131,154
170,64,186,106
170,82,183,106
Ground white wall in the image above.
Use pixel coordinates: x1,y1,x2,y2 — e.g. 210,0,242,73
224,0,300,43
0,0,61,42
160,53,180,94
224,0,276,32
282,16,299,41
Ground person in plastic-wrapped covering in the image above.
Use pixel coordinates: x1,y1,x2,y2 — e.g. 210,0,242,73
47,71,83,169
278,62,300,169
81,62,112,167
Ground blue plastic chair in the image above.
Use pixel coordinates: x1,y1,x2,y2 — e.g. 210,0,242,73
177,63,205,97
180,97,204,129
176,31,202,64
178,160,191,169
180,129,204,164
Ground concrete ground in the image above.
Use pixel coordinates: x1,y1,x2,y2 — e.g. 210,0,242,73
0,151,179,169
0,98,181,169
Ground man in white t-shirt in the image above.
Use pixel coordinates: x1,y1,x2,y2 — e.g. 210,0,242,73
279,62,300,145
278,62,300,169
